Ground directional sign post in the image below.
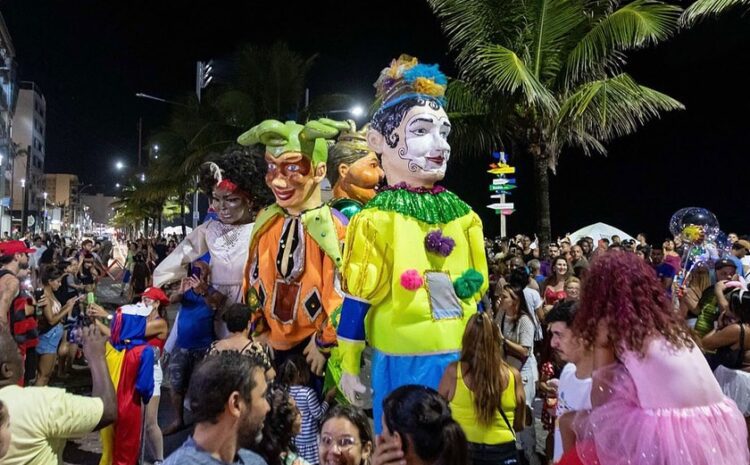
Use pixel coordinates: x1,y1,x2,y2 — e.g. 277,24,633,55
489,151,517,237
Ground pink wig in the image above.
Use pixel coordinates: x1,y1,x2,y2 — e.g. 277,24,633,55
574,250,693,357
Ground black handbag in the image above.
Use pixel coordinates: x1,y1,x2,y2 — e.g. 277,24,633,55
708,323,745,370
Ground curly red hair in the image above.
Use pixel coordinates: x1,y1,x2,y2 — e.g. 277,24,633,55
574,250,693,357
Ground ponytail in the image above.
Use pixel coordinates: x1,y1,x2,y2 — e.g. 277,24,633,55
435,421,468,465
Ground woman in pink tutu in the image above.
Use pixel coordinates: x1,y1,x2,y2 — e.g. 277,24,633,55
568,250,748,465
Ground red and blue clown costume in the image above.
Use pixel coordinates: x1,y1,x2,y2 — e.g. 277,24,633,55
99,303,155,465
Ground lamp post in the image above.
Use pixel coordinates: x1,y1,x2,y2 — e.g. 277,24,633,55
42,191,48,233
19,178,26,235
136,91,203,230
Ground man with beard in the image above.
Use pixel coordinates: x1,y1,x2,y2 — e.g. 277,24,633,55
164,351,270,465
0,241,38,385
0,241,33,328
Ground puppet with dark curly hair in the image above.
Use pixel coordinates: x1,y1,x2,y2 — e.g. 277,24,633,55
153,148,258,339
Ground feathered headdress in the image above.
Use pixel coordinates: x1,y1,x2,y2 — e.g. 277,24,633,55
373,54,448,112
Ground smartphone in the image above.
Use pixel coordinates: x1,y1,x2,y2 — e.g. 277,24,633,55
190,266,201,279
33,288,44,301
86,292,96,305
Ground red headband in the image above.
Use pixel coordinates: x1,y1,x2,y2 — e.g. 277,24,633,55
216,179,250,198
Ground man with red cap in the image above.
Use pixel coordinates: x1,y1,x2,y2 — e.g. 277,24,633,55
0,241,34,328
0,241,38,386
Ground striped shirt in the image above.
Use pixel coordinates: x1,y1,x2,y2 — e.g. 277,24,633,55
289,385,328,465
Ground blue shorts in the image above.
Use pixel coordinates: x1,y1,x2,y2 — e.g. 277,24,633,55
36,325,63,355
371,349,459,434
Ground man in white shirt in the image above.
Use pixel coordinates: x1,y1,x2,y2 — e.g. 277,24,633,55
545,301,593,463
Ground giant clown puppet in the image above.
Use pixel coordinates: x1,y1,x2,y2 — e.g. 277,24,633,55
336,55,489,430
238,119,349,378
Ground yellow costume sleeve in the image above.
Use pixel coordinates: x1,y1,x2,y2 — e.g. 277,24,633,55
338,212,392,375
341,212,391,304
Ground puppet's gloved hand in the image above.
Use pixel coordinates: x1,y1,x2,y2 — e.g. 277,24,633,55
340,372,371,407
303,337,327,376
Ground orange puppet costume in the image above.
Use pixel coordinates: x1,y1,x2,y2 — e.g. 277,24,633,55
238,119,350,354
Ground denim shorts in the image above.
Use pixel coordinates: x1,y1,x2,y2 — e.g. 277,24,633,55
168,347,208,394
36,325,63,355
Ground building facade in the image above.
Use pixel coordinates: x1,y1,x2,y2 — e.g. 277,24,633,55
80,193,116,227
11,81,46,233
0,12,18,235
45,173,79,229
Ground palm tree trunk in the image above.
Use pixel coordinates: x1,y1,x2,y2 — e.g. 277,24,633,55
530,146,552,248
180,194,187,237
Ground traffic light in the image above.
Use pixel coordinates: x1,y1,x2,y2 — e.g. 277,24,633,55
195,60,214,102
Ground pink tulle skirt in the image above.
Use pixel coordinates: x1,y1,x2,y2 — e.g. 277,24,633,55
573,363,749,465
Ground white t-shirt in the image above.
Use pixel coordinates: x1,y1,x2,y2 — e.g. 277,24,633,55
553,363,592,463
523,287,544,341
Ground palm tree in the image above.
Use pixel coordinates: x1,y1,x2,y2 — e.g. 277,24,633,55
427,0,686,244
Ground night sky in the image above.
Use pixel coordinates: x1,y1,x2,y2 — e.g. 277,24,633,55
3,0,750,241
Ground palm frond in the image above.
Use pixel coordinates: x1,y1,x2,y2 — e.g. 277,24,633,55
558,73,684,142
566,0,681,82
528,0,587,82
444,79,491,115
427,0,522,68
681,0,750,24
474,44,559,113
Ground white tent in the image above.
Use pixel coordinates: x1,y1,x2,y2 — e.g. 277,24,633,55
163,225,192,235
569,222,635,244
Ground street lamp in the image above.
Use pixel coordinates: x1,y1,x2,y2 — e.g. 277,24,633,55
19,178,26,235
43,191,48,233
115,161,125,170
327,105,366,118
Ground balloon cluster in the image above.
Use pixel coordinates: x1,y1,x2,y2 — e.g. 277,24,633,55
669,207,731,291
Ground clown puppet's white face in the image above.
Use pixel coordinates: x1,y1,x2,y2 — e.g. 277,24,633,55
368,102,451,188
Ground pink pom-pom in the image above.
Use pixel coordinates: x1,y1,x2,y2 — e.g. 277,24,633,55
400,269,424,291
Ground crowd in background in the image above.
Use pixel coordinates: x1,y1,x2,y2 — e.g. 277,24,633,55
0,228,749,465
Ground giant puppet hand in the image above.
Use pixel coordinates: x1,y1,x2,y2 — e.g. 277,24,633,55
303,336,327,376
340,372,371,407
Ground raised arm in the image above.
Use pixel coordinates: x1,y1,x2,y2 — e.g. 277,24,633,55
153,222,210,288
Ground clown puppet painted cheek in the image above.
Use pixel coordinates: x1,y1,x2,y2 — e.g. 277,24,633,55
265,152,322,215
211,185,252,225
337,152,384,204
374,104,451,189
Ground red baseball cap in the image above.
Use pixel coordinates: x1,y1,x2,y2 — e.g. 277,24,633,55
0,240,36,256
141,287,170,307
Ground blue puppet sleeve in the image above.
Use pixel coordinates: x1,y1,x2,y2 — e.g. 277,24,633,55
136,346,155,404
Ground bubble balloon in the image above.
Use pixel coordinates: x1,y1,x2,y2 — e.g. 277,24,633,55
669,207,720,244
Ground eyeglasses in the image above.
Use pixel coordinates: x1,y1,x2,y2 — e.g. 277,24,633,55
319,435,360,451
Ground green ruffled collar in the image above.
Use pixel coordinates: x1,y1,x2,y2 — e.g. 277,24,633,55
364,184,471,224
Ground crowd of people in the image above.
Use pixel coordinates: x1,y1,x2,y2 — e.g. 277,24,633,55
0,228,747,465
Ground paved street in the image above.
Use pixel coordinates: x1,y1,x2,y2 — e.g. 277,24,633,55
62,276,190,465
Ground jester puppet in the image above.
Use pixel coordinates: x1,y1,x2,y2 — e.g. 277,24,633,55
99,303,155,465
238,119,349,377
336,55,489,429
327,121,385,220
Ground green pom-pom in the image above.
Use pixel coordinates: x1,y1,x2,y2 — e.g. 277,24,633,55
453,269,484,299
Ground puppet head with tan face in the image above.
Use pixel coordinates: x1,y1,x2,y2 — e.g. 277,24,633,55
327,121,384,204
